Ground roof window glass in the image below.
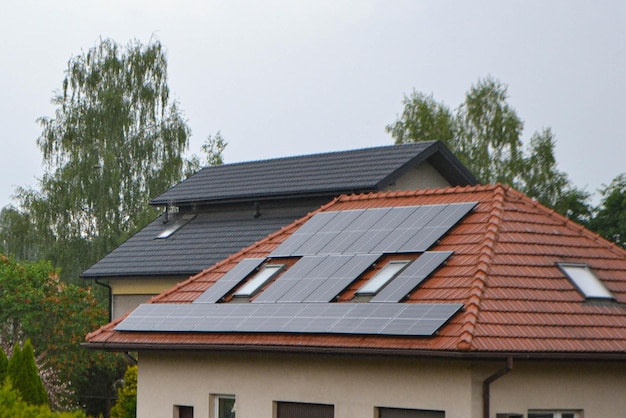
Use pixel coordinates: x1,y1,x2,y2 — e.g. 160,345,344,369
558,263,614,300
155,214,196,239
234,264,285,298
356,260,410,295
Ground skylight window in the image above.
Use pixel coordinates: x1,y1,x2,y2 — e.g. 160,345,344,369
155,214,195,239
234,264,285,298
356,260,410,295
558,263,614,300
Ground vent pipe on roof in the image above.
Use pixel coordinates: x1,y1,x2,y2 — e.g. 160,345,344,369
253,202,261,219
483,356,513,418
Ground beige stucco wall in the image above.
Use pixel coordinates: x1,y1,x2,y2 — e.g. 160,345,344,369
136,352,626,418
110,278,181,319
137,351,472,418
383,163,450,192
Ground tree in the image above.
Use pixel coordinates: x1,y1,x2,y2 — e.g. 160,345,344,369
110,365,137,418
14,38,194,281
7,340,47,406
588,174,626,248
0,255,123,410
387,76,591,216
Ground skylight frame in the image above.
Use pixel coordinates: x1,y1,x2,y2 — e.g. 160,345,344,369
557,263,614,300
155,214,196,239
233,264,285,298
356,260,410,296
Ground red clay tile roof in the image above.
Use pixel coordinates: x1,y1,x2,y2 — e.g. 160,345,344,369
86,185,626,358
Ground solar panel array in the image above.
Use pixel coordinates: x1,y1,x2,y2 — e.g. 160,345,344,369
270,203,476,257
253,253,381,303
194,258,265,303
371,251,453,303
116,302,463,336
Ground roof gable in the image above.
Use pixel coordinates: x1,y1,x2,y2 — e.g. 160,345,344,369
87,185,626,357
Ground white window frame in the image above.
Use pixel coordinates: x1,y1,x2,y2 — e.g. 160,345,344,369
234,264,285,298
356,260,410,295
213,395,236,418
156,214,196,239
557,263,614,300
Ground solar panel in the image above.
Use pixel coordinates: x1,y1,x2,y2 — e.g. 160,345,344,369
252,256,327,303
194,258,265,303
269,203,476,257
300,254,380,302
115,302,463,336
371,251,453,302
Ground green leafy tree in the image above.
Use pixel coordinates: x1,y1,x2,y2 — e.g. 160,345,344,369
0,381,85,418
588,174,626,248
7,340,47,406
0,255,123,410
110,365,137,418
387,76,590,215
14,37,193,281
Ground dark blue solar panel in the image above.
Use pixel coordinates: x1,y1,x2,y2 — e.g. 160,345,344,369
194,258,265,303
278,254,380,303
371,251,453,302
269,204,476,257
115,302,463,336
252,256,327,303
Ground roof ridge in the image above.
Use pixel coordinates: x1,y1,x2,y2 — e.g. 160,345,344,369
335,184,498,202
196,142,437,171
456,184,507,351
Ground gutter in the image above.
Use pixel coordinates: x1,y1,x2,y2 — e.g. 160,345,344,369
483,356,513,418
95,279,113,322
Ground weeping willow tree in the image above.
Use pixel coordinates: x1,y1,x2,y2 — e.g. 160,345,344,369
15,38,194,281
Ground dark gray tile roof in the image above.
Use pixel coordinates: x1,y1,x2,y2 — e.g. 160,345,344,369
151,142,476,206
81,204,316,278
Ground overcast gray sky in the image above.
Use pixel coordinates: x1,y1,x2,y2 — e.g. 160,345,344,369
1,0,624,210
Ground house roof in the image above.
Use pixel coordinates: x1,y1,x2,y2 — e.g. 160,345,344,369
81,201,322,278
82,141,477,279
86,185,626,358
150,141,477,207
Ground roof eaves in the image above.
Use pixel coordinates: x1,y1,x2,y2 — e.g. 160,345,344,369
456,184,507,351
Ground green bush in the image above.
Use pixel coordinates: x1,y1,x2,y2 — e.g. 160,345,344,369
0,381,85,418
110,365,137,418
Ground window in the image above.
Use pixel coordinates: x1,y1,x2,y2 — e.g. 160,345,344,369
558,263,614,299
234,264,284,298
528,411,579,418
356,260,410,295
378,407,445,418
174,405,194,418
276,401,334,418
156,214,196,239
214,395,235,418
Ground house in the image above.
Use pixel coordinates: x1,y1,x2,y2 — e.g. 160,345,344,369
81,142,477,319
86,184,626,418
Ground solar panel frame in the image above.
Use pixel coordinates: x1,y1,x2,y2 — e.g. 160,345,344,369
371,251,453,302
194,258,266,303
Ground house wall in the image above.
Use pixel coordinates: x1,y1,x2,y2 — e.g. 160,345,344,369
136,352,626,418
384,163,450,191
137,351,473,418
110,278,181,319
